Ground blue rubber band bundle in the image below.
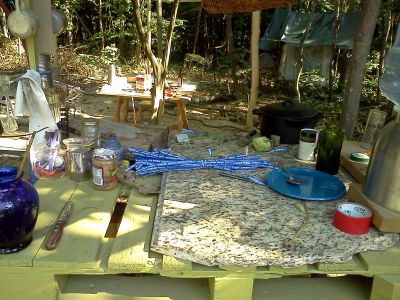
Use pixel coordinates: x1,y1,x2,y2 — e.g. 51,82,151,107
126,148,276,175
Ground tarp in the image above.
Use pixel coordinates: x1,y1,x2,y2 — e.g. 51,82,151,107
379,24,400,108
282,45,332,82
260,8,361,51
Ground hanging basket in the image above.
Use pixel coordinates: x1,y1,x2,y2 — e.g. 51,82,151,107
202,0,295,14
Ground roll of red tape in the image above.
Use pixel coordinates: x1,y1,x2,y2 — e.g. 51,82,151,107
333,202,372,235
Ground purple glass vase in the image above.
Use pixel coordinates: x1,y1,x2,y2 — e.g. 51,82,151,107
0,166,39,254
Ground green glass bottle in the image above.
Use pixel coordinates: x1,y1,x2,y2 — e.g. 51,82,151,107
315,127,344,175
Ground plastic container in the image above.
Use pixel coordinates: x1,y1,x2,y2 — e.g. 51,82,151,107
298,128,318,161
33,143,65,179
102,134,124,162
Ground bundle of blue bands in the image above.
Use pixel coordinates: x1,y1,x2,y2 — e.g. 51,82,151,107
126,148,276,176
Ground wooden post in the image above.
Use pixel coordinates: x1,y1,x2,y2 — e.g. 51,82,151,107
246,10,260,129
23,0,36,70
31,0,56,62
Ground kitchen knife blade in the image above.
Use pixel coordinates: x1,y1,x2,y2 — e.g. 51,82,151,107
104,184,132,238
45,200,73,250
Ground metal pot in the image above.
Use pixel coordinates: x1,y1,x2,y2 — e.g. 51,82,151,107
51,8,66,35
363,111,400,212
7,0,38,39
253,100,321,144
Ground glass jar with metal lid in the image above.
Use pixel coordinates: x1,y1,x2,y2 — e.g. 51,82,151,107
81,118,100,147
92,148,118,190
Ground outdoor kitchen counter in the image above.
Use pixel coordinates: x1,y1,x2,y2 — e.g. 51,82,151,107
1,174,400,300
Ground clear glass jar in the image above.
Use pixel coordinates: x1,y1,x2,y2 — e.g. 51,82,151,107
81,118,100,147
32,143,66,179
63,138,93,182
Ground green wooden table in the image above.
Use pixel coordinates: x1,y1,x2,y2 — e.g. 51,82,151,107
1,174,400,300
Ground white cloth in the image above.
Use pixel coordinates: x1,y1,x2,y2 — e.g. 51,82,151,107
14,70,59,161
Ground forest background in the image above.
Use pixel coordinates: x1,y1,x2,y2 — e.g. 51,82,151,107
1,0,400,139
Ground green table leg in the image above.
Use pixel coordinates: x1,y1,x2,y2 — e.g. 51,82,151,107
0,270,56,300
371,275,400,300
209,277,254,300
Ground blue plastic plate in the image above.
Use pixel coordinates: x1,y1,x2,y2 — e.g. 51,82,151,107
265,167,346,201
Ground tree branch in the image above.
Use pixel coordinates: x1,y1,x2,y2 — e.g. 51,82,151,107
131,0,158,69
161,0,180,79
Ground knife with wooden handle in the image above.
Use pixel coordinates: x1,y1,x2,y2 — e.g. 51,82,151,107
45,200,73,250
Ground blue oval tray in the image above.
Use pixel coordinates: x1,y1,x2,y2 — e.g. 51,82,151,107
265,167,346,201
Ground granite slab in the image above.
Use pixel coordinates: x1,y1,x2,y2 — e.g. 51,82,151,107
151,131,399,268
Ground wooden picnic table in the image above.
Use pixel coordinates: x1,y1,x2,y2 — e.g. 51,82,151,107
97,84,195,130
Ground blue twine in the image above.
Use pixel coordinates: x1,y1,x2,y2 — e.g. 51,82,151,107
126,148,276,176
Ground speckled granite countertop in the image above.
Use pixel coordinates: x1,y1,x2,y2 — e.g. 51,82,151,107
150,130,399,268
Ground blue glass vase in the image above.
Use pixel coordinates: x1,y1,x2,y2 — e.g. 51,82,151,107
0,166,39,254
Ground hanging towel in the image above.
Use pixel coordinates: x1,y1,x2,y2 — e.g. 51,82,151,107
14,70,59,161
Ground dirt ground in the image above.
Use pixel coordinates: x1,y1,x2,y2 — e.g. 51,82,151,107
77,92,251,132
55,68,257,137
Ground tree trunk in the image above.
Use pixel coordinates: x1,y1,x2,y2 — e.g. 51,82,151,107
99,0,105,50
156,0,163,59
278,44,288,80
246,10,260,129
192,6,202,54
328,0,342,101
146,0,152,68
337,0,355,92
226,13,237,85
147,0,151,46
340,0,382,139
131,0,180,124
132,0,162,123
294,2,316,102
158,0,180,123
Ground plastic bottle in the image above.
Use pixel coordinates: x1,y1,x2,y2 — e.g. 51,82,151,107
102,134,124,162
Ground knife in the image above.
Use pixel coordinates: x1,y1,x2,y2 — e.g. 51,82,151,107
45,200,73,250
104,184,132,238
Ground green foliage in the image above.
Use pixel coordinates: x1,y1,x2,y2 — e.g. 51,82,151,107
298,71,332,101
99,44,119,65
53,0,187,66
